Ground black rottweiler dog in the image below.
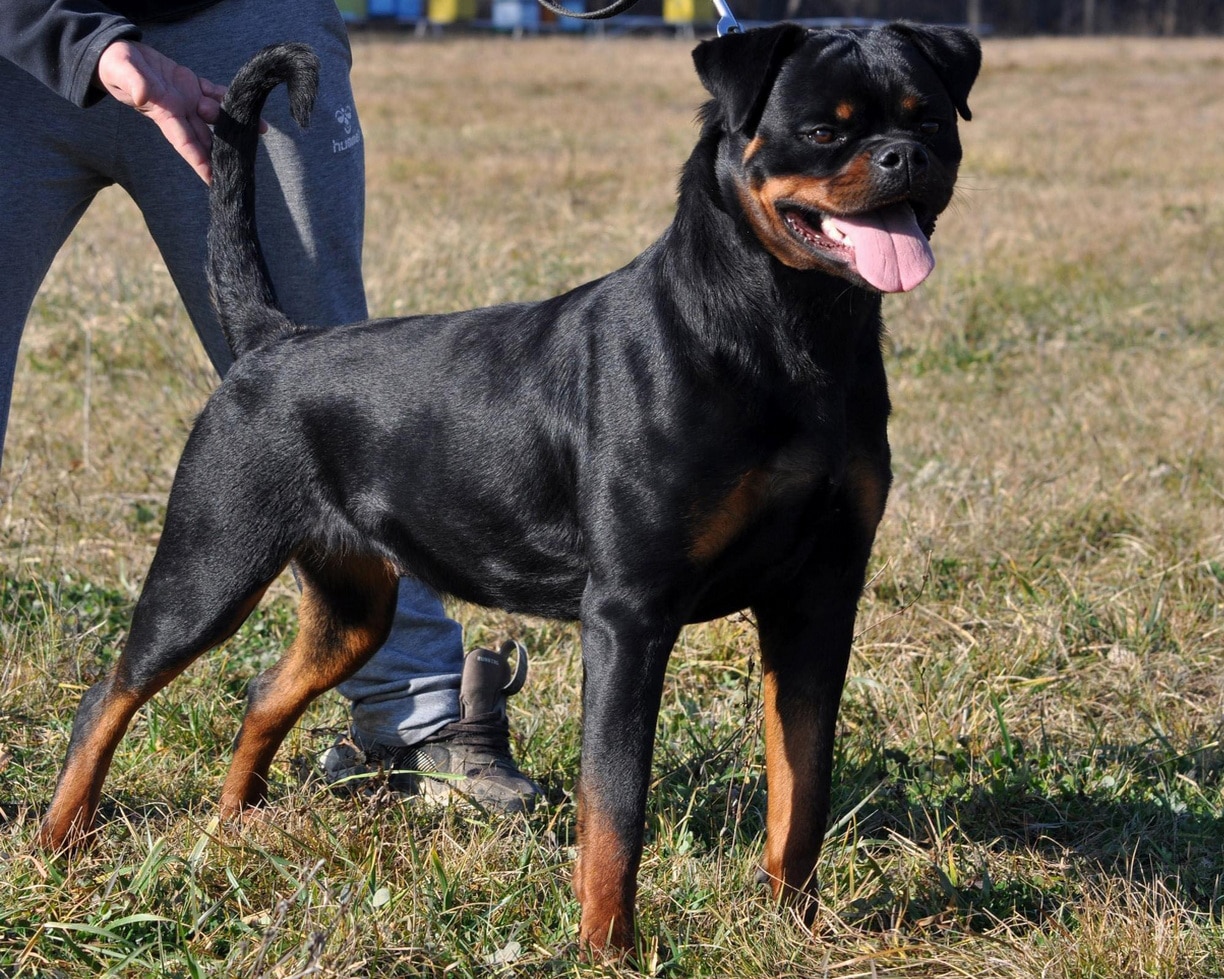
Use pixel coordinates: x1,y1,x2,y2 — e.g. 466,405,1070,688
40,24,979,950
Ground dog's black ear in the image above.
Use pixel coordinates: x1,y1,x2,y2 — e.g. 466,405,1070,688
885,22,981,121
692,24,810,134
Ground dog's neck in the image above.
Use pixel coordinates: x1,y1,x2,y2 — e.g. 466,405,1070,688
658,119,884,389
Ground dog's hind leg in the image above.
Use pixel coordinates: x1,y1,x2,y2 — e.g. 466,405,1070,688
218,550,398,815
38,536,289,851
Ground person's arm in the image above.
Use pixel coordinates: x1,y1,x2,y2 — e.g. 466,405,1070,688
1,1,228,184
0,0,140,107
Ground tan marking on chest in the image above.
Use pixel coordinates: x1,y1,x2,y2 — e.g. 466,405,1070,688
844,454,889,533
689,469,768,563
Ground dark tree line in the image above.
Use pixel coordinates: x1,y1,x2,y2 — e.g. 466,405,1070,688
743,0,1224,33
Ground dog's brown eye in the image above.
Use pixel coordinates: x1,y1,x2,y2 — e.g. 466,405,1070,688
919,120,942,136
807,127,838,145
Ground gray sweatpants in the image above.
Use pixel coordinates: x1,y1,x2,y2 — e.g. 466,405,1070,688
0,0,462,747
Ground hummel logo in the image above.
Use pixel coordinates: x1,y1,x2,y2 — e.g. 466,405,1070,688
331,104,361,154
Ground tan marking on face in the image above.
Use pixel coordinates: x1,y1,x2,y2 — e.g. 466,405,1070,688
737,153,875,269
742,134,765,164
901,94,920,112
574,779,636,950
689,469,768,563
835,101,855,121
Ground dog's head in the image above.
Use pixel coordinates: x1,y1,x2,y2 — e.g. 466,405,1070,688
694,22,980,293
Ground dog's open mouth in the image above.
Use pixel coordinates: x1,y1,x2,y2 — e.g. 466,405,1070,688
781,202,935,293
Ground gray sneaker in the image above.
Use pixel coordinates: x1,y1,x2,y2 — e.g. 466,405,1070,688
321,641,542,814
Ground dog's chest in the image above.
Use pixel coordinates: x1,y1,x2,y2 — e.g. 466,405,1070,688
685,426,885,623
688,429,843,563
763,438,834,500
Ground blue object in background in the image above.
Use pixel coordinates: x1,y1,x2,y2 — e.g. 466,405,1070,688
369,0,424,18
493,0,542,30
556,0,586,30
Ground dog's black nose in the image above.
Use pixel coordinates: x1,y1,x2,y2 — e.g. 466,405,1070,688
872,141,929,180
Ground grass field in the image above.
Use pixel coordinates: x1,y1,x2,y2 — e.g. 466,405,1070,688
2,33,1223,978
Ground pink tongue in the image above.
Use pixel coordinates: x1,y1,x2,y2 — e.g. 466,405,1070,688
823,204,935,293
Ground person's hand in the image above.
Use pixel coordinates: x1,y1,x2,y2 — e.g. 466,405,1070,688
95,39,226,184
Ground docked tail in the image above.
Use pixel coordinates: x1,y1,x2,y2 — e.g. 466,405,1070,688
208,43,320,359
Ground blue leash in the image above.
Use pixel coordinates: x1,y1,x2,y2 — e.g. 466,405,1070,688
712,0,743,34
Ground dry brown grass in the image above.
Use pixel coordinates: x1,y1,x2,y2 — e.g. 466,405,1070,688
2,34,1222,978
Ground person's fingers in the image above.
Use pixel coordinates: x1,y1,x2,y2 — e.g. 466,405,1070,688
198,75,227,102
150,108,213,184
97,41,273,183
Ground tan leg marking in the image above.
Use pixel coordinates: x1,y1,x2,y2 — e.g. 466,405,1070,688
219,554,397,815
574,779,636,951
39,684,143,851
40,581,275,850
760,669,821,902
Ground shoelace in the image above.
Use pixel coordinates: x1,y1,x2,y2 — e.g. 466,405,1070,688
425,711,513,757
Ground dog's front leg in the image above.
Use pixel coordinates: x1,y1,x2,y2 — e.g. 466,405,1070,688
751,567,865,924
572,585,679,953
